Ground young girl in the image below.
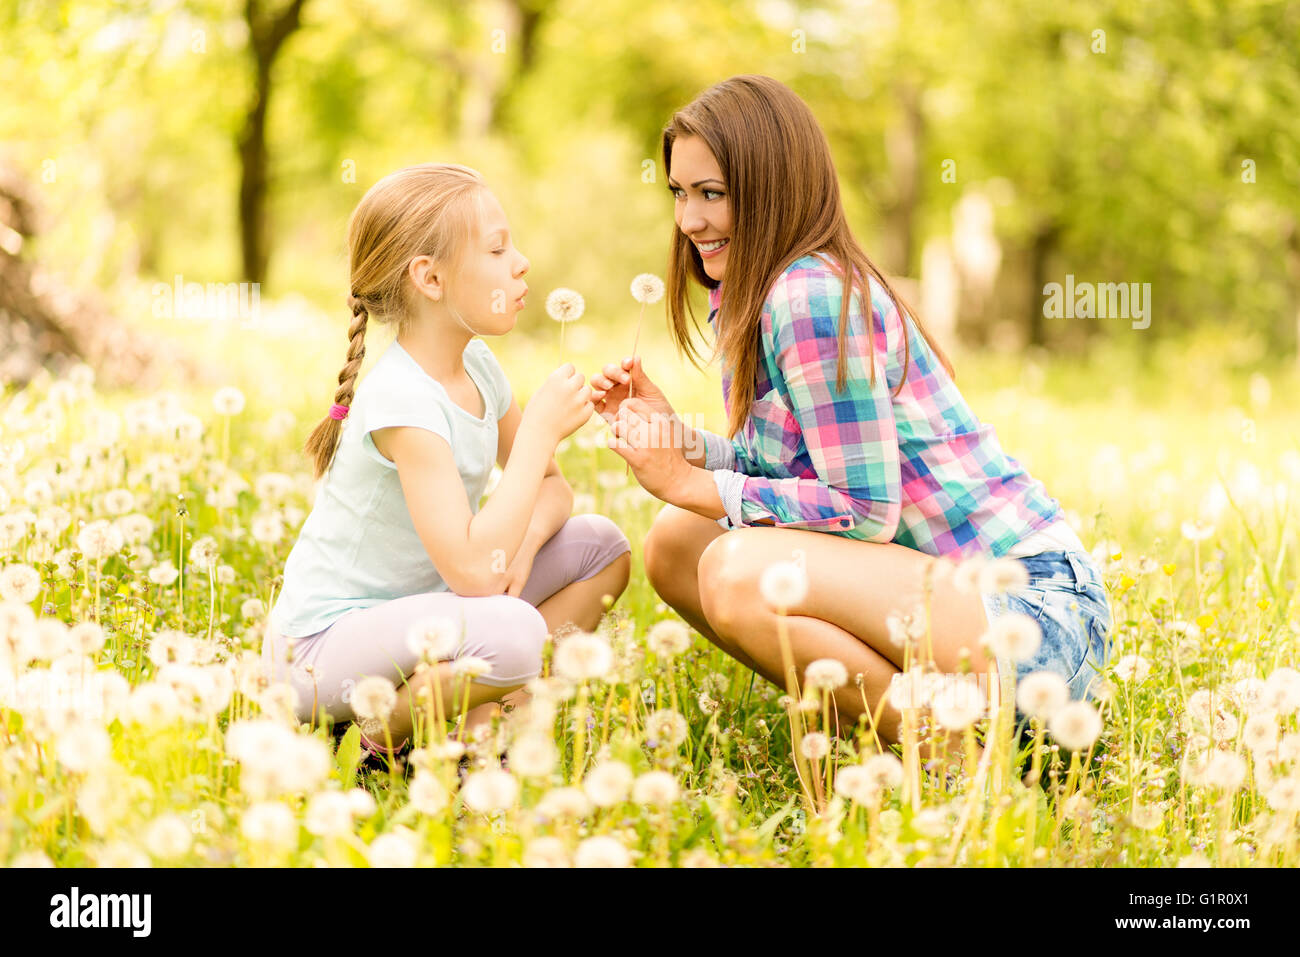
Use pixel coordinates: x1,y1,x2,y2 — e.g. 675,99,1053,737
592,76,1111,751
264,163,631,760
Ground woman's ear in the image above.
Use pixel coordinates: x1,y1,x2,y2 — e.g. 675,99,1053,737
408,255,443,302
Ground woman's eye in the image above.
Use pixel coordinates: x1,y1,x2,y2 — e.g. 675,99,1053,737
669,186,685,200
704,189,724,200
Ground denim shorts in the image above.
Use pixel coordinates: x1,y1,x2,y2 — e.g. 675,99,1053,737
980,549,1113,715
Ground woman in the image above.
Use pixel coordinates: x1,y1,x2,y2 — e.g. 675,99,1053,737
591,75,1111,750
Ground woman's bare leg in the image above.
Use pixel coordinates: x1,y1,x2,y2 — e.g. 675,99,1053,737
642,504,763,671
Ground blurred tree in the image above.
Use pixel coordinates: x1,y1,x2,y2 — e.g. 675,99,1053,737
237,0,309,284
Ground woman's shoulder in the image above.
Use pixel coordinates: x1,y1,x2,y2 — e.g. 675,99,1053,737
771,252,896,321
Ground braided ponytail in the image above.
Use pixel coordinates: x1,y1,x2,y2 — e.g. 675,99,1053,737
301,163,486,481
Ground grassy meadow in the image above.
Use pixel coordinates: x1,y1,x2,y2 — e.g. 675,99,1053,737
1,296,1298,868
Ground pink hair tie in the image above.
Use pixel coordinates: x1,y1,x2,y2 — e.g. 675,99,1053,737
328,403,350,421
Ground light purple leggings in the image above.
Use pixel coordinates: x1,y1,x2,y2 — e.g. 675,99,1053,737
262,513,630,725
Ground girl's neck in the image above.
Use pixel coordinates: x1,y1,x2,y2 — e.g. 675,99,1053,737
397,320,471,383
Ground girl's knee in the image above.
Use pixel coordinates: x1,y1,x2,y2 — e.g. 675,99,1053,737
467,595,547,684
570,513,632,566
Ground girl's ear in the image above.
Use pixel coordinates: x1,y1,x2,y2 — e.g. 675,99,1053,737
408,255,444,301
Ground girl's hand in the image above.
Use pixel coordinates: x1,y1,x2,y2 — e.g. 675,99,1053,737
607,397,692,501
500,544,536,598
591,356,675,425
522,363,595,446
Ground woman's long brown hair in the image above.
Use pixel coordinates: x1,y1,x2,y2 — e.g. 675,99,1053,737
661,74,957,440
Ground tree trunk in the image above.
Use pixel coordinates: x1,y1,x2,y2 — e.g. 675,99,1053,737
237,0,308,286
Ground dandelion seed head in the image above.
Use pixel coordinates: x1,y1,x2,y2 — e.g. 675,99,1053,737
984,612,1042,663
1048,700,1102,752
582,760,633,807
574,835,630,868
632,770,680,807
759,560,808,610
646,619,691,657
630,273,665,304
1016,670,1069,720
545,288,585,323
804,657,849,692
350,675,397,721
553,631,613,682
461,767,518,812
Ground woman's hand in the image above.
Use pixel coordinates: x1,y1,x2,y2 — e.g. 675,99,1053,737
606,397,692,501
499,543,537,598
590,356,675,425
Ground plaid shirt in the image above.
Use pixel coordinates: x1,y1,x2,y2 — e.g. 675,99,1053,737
698,252,1064,559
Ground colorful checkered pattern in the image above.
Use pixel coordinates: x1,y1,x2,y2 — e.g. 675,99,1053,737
702,252,1065,559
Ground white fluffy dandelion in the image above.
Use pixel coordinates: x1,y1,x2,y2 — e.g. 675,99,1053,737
799,731,831,760
930,675,987,730
643,708,688,748
523,835,571,868
553,631,614,683
407,615,462,661
350,675,397,722
630,273,665,304
0,563,42,603
1048,700,1102,752
240,801,297,849
1016,670,1069,720
978,557,1029,595
1112,654,1151,684
759,560,808,611
148,561,179,586
213,386,246,416
632,770,680,807
536,786,592,820
508,733,558,779
304,791,355,836
646,619,691,657
833,765,880,805
984,612,1042,663
545,288,585,323
574,835,631,868
804,658,849,692
450,655,493,680
861,752,904,791
367,829,418,867
582,759,634,807
1180,519,1215,542
546,287,585,364
460,767,518,812
408,770,451,815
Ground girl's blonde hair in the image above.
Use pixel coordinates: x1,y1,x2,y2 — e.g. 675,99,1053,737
303,163,487,480
661,75,957,441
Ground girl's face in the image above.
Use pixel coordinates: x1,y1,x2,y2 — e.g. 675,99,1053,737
669,135,732,282
445,189,531,335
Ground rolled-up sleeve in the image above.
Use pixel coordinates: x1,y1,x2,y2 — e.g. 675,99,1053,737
725,267,902,540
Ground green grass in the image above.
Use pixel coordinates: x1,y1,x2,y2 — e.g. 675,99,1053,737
1,304,1297,867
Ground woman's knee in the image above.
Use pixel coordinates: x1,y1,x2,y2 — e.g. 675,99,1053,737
644,504,699,591
697,533,761,636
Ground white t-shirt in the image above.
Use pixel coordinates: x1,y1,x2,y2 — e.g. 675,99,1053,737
270,336,513,638
1003,516,1088,558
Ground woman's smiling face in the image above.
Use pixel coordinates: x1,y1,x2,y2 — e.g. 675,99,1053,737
669,135,732,281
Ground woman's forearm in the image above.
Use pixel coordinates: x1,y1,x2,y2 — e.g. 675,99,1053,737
667,465,729,522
